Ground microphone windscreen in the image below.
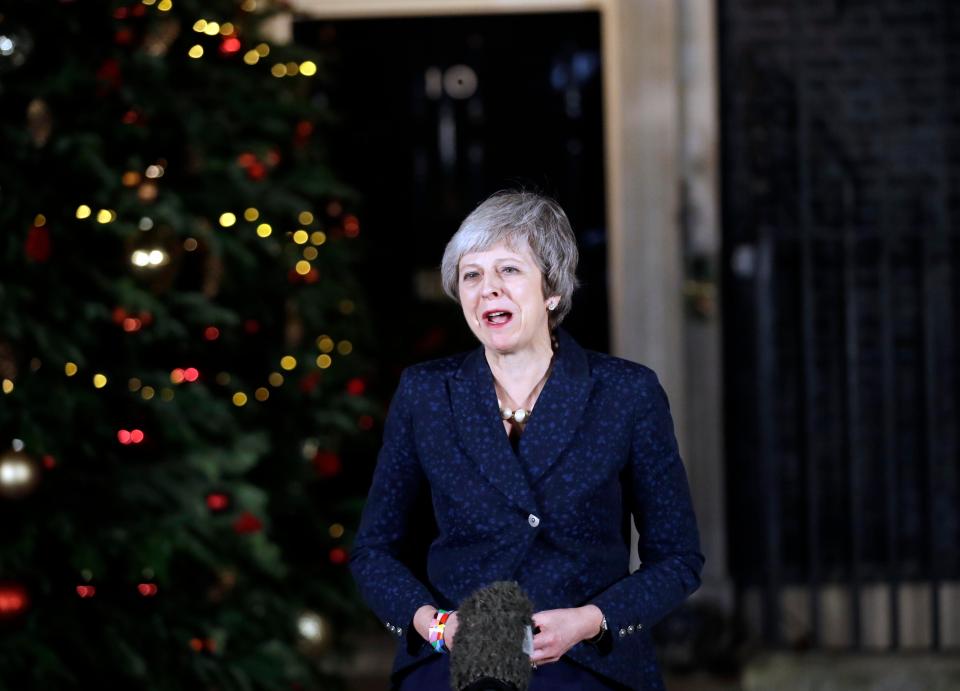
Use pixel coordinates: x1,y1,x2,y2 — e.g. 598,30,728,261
449,581,535,691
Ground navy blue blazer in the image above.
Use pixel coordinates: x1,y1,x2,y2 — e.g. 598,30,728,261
350,329,703,690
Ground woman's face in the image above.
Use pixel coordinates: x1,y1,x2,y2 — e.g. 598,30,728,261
457,240,554,355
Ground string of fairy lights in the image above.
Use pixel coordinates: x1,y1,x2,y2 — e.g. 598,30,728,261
2,331,359,404
110,0,320,78
70,158,360,272
8,193,363,407
143,0,321,79
6,0,364,414
0,0,357,654
7,144,365,401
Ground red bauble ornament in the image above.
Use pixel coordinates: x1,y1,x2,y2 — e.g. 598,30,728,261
0,582,29,619
233,511,262,534
204,326,220,341
220,37,241,54
189,637,216,653
25,226,51,262
329,547,347,565
346,377,366,396
358,415,374,431
121,108,143,125
206,492,230,512
246,162,266,181
76,585,96,598
243,319,260,334
42,455,56,469
137,583,158,597
117,429,145,445
312,450,341,477
343,215,360,238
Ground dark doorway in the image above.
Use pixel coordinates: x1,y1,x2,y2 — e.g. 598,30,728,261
295,12,608,383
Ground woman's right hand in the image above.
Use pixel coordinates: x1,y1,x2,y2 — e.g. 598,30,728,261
413,605,435,642
413,605,459,649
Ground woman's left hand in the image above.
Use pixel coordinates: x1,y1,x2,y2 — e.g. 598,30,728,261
529,605,604,666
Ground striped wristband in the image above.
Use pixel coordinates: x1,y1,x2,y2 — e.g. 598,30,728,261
428,609,453,653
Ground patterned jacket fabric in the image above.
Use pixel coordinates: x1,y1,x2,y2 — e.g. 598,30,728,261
350,328,703,690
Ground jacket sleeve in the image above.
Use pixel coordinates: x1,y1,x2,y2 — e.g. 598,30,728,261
349,368,436,653
586,367,704,652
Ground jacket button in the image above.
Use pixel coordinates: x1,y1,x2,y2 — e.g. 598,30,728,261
397,627,403,636
528,514,540,528
637,623,643,631
385,621,391,629
627,625,635,634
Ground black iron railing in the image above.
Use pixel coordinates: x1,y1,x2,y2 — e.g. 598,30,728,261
720,0,959,650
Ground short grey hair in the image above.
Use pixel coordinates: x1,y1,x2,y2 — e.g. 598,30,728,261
440,190,580,327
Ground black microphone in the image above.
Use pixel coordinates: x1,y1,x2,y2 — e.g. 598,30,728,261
449,581,535,691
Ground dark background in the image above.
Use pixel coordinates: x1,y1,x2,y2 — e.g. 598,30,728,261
295,12,608,391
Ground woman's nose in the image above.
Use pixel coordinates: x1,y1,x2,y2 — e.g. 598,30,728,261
481,275,502,297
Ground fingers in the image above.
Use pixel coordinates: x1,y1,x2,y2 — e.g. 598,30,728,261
530,609,579,665
531,630,561,665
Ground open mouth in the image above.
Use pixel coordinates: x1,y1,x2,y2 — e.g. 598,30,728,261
482,310,513,326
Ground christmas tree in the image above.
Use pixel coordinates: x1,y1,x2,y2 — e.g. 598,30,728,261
0,1,375,687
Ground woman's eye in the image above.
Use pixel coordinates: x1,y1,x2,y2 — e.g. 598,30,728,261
462,271,479,281
501,266,519,274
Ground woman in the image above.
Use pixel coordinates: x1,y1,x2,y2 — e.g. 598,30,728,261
350,191,703,690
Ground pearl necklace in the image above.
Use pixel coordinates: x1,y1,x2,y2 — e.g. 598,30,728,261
498,401,531,425
495,360,553,428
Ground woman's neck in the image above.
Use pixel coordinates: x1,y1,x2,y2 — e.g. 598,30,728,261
484,331,555,406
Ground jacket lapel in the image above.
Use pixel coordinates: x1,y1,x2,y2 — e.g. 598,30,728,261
448,347,538,514
518,328,595,482
448,329,596,504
